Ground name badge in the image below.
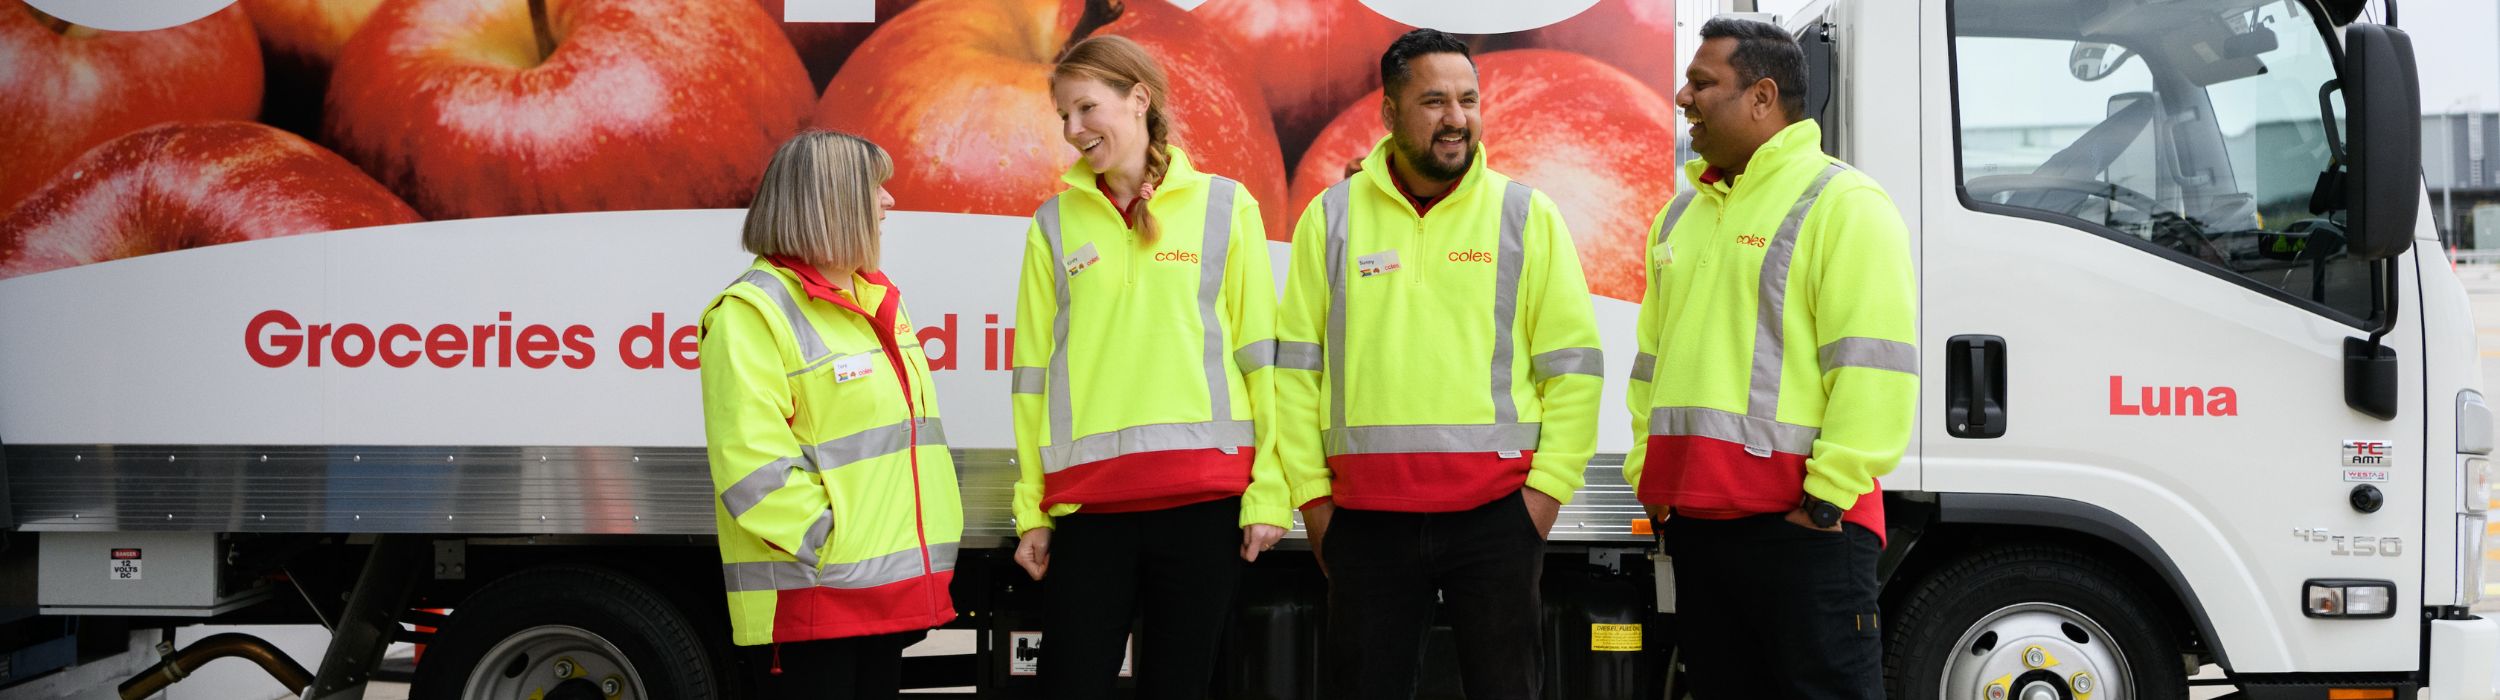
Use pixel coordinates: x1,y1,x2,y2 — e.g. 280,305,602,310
1652,240,1674,267
833,353,875,383
1064,242,1101,277
1357,249,1402,277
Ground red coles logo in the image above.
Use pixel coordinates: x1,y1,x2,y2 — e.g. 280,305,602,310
1448,250,1494,263
1153,250,1199,264
1736,234,1769,248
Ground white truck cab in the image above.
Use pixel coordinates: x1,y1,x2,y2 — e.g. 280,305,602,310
1772,0,2500,696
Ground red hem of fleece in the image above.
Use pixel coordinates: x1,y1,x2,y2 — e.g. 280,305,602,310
1326,452,1531,513
1637,435,1885,541
1043,449,1250,510
769,570,957,643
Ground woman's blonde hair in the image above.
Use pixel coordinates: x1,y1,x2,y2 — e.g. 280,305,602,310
742,130,894,270
1052,35,1174,245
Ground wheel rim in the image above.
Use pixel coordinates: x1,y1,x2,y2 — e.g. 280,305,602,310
460,624,649,700
1937,602,2131,700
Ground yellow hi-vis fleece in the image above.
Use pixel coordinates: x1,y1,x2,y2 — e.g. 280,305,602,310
1625,120,1917,537
1009,147,1293,535
699,259,963,645
1275,138,1602,512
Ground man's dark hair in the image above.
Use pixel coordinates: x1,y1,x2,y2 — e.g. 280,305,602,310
1699,17,1808,121
1379,28,1474,96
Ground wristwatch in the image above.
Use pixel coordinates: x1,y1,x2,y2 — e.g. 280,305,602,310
1801,495,1845,529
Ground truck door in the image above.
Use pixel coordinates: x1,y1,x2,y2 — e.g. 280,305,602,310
1920,0,2423,680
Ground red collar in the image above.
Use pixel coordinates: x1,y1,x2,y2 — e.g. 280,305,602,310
1387,158,1468,217
1094,174,1152,228
1698,166,1729,186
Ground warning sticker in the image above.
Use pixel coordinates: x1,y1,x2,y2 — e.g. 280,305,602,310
1591,623,1641,652
110,548,142,581
1009,631,1041,676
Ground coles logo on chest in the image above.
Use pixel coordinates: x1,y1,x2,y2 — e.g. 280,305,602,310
1735,234,1769,248
1447,250,1494,264
1153,250,1200,264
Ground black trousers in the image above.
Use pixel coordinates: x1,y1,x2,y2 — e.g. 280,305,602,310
1320,489,1545,700
1660,513,1884,700
744,629,925,699
1041,496,1245,700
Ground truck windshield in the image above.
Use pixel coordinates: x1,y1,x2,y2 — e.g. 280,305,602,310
1953,0,2368,322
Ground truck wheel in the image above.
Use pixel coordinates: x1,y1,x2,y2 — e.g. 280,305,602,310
411,565,722,700
1885,545,2188,700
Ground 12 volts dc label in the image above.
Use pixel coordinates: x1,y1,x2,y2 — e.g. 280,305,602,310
109,548,141,581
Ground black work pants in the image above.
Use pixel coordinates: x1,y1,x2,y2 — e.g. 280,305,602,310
1321,489,1546,700
1042,496,1245,700
1660,513,1884,700
744,629,925,699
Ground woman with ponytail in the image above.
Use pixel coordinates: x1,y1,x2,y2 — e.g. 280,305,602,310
1005,34,1290,699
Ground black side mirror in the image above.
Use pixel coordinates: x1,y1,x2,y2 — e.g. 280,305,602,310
2339,23,2420,261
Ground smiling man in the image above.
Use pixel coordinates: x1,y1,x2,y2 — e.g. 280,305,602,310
1272,28,1602,700
1624,16,1917,700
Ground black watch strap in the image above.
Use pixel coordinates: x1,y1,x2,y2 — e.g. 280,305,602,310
1804,496,1845,529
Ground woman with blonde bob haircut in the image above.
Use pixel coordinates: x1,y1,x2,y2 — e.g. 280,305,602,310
1008,35,1291,699
699,130,964,699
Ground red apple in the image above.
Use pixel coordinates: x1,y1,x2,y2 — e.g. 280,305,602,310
324,0,816,220
755,0,917,92
0,2,262,217
1495,0,1677,104
1290,49,1678,302
1191,0,1408,171
240,0,388,135
0,120,421,279
816,0,1288,240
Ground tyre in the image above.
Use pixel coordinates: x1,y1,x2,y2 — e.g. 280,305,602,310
411,565,723,700
1884,545,2188,700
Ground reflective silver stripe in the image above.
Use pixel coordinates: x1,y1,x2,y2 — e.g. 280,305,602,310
1744,164,1848,455
1322,180,1354,431
1819,337,1917,375
1038,197,1076,446
1324,423,1541,457
719,456,805,519
1657,190,1697,244
1040,420,1255,473
1647,406,1820,455
799,418,945,471
796,510,831,568
787,347,880,378
736,270,830,364
1630,352,1658,383
721,542,961,592
1234,339,1279,372
1274,341,1322,371
1200,178,1239,424
1492,181,1530,425
1010,367,1048,395
1531,347,1603,382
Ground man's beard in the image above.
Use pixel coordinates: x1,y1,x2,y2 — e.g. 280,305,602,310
1394,128,1474,183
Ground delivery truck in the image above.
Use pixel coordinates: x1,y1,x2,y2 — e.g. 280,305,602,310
0,0,2491,697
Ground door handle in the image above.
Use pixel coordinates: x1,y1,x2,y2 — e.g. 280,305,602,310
1947,335,2007,439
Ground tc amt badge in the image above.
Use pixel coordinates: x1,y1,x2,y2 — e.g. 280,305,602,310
1357,249,1402,277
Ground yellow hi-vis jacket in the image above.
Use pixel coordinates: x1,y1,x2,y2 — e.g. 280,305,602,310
1009,148,1292,535
1625,120,1917,536
699,258,963,646
1275,138,1602,512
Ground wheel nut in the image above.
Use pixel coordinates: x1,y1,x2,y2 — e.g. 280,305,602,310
1986,682,2009,700
2023,646,2046,668
602,676,623,696
553,659,577,678
2072,672,2094,694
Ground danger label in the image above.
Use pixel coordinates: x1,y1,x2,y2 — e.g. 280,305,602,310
109,549,141,581
1591,623,1641,652
1008,631,1041,676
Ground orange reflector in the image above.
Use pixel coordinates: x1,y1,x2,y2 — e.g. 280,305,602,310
2328,689,2396,699
1629,518,1653,536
